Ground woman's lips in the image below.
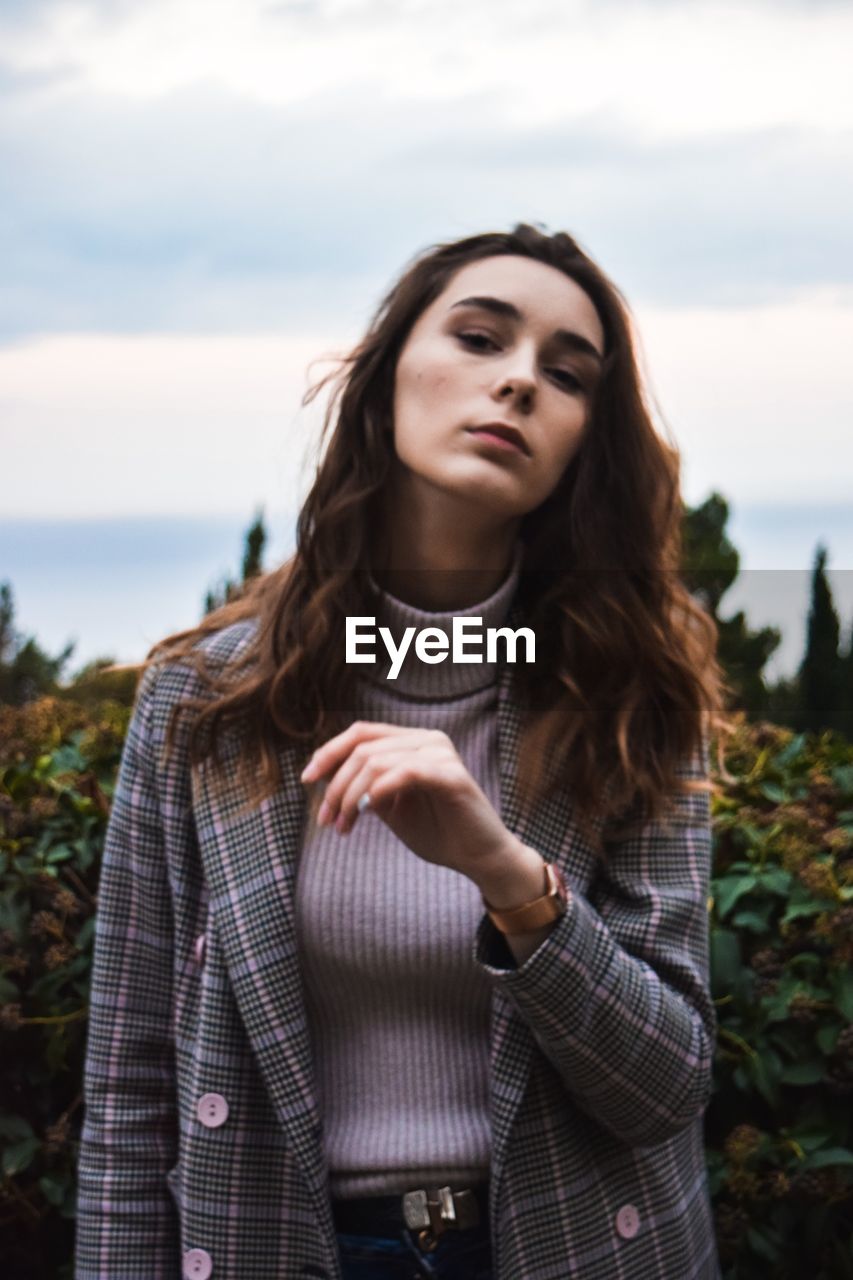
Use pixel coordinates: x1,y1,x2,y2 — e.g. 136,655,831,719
465,427,528,456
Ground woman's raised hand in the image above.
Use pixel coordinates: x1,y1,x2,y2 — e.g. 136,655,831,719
300,720,523,882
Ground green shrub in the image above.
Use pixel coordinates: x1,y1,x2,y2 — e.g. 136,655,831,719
1,698,851,1278
0,696,128,1280
706,713,853,1278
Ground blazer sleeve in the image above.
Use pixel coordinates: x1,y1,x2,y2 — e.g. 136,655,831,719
474,738,717,1148
75,663,180,1279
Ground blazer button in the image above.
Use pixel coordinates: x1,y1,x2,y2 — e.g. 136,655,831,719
194,933,206,967
197,1093,229,1128
616,1203,640,1239
183,1248,213,1279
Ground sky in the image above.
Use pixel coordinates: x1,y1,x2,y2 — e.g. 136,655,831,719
1,0,852,675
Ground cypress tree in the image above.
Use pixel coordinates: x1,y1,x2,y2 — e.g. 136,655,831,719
681,491,739,615
839,616,853,740
204,510,268,615
798,544,843,733
0,580,75,705
681,493,781,719
241,507,267,583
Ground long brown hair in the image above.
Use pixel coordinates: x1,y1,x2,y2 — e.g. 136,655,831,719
143,222,732,853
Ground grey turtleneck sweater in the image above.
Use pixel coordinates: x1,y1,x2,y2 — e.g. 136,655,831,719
294,548,522,1199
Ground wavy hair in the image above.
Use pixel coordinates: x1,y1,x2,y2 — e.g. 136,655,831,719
142,222,733,854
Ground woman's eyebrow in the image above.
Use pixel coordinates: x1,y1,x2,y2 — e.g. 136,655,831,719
449,294,604,363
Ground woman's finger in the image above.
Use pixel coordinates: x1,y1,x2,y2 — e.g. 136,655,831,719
313,731,436,821
333,743,458,834
301,721,424,782
329,747,424,833
361,760,436,814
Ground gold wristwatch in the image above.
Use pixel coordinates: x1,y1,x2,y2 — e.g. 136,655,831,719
483,861,570,936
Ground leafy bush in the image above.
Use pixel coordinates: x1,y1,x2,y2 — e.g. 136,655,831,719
1,698,851,1278
706,713,853,1278
0,697,128,1280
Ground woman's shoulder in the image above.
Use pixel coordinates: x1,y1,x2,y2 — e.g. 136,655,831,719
138,617,261,717
193,617,261,667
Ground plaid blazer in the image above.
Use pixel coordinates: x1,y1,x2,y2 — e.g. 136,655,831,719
76,618,722,1280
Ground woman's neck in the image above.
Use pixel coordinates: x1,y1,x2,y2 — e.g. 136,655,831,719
371,471,522,609
371,559,514,613
371,506,519,612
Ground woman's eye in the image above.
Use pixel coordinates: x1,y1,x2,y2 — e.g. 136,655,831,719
456,331,500,351
549,368,583,393
456,333,584,394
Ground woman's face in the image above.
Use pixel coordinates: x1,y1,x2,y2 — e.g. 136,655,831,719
391,253,606,520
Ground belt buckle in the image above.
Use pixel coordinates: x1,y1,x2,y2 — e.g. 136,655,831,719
402,1186,480,1253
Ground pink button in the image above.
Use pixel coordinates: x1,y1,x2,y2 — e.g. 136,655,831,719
183,1248,213,1279
193,933,206,966
197,1093,229,1128
616,1203,640,1239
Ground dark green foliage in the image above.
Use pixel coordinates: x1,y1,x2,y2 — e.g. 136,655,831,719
706,714,853,1278
204,507,268,614
681,499,853,736
241,508,267,583
762,675,804,731
798,546,845,736
681,491,741,616
59,659,140,711
0,695,129,1279
681,495,783,722
841,621,853,743
1,697,852,1278
0,582,76,707
716,610,783,724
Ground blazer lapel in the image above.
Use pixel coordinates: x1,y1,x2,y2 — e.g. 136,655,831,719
492,647,599,1210
491,663,536,1192
190,730,330,1215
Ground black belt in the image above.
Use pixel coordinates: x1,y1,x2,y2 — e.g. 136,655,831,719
332,1182,489,1252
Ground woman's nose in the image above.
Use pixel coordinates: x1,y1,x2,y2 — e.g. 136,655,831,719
495,373,536,408
492,347,537,406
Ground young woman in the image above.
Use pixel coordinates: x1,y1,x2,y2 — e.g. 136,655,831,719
76,223,730,1280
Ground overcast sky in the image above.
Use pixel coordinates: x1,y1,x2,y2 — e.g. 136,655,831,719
1,0,852,668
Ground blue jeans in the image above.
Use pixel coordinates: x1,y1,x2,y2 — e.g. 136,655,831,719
336,1224,494,1279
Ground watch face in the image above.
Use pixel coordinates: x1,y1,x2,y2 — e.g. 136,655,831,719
486,861,570,935
552,866,569,919
550,862,569,902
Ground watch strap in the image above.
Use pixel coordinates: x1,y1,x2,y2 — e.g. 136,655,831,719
483,861,569,936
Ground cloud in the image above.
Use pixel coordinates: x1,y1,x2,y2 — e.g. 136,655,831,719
406,120,853,307
0,331,342,520
1,76,851,339
632,294,853,507
0,58,79,96
3,0,851,131
1,0,851,338
1,292,851,524
591,0,849,7
0,0,138,29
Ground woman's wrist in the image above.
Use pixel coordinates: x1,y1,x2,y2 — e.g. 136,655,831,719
469,836,547,909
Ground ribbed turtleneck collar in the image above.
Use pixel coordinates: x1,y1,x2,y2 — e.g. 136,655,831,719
360,543,523,699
